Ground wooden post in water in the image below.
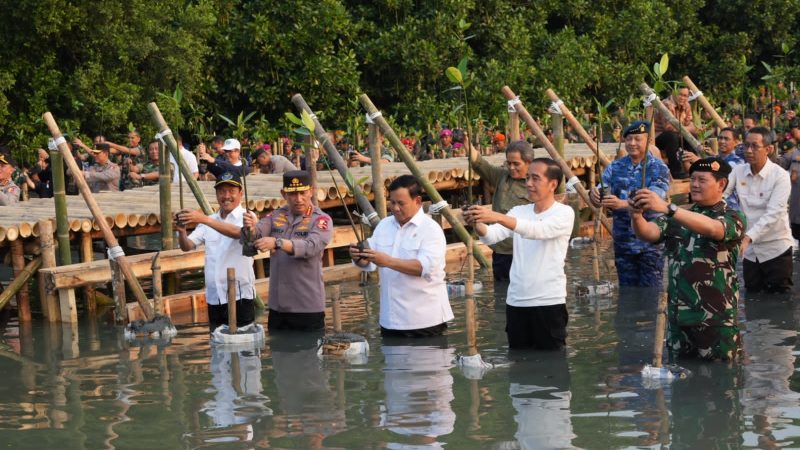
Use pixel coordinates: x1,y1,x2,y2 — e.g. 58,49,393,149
50,150,71,265
0,257,42,312
80,232,96,314
503,86,614,235
158,141,173,251
652,292,668,368
639,83,702,152
38,219,59,321
147,103,213,215
545,89,612,167
11,239,31,321
683,76,727,129
152,252,164,315
331,284,342,333
367,124,387,218
358,93,491,268
110,259,127,324
291,94,380,228
465,235,477,356
227,268,237,334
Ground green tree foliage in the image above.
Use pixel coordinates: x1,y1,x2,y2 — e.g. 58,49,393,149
1,0,800,161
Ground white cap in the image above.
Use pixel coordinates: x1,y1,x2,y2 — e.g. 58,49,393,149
221,138,241,150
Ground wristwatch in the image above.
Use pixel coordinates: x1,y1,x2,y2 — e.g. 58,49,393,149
666,203,679,217
274,237,284,251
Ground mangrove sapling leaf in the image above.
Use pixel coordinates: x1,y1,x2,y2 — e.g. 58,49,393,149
285,112,303,125
457,57,468,79
659,53,669,76
218,113,236,127
301,109,316,133
294,127,310,136
446,67,463,84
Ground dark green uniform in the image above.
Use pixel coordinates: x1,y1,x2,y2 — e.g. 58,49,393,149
140,160,159,187
472,156,530,256
654,201,746,360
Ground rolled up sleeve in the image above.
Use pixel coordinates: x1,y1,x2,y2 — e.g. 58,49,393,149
417,230,446,281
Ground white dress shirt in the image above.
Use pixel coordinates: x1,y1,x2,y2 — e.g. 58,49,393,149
170,147,199,184
724,159,793,262
479,202,574,307
189,205,255,305
361,208,454,330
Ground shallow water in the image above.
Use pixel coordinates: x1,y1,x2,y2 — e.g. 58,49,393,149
1,241,799,449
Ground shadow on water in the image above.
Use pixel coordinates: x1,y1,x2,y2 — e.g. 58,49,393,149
0,240,798,448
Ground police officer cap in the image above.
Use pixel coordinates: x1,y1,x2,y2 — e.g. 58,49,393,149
283,170,312,192
689,157,732,178
214,171,242,189
0,150,15,166
623,120,650,137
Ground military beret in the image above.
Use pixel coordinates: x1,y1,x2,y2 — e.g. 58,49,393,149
623,120,650,137
689,157,732,178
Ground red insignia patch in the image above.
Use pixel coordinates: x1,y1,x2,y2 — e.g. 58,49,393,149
317,218,329,230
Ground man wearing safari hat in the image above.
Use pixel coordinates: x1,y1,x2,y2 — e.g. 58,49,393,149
84,143,121,192
0,147,20,205
176,171,256,333
630,158,746,360
242,170,333,331
589,120,670,287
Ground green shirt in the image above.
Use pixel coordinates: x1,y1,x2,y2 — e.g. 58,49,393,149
473,156,530,254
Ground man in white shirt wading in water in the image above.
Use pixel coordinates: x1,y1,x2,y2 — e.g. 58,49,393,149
724,126,794,293
350,175,454,337
464,158,574,350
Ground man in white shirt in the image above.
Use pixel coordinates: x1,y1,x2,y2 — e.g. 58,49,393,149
176,172,256,332
170,138,199,183
724,126,794,293
350,175,454,337
465,158,574,350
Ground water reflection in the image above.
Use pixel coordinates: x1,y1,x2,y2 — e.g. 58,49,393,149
380,336,455,448
507,351,575,449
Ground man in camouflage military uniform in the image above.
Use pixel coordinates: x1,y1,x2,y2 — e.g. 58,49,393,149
590,121,671,287
0,149,20,205
469,139,533,281
243,170,333,332
630,157,745,360
128,141,162,187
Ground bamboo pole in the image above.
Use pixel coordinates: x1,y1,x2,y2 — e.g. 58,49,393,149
43,112,155,321
110,259,127,324
683,76,727,129
80,232,96,315
147,103,213,215
652,292,668,368
50,150,72,265
305,135,319,206
11,239,31,321
227,267,237,334
502,86,614,235
158,141,173,250
552,110,566,194
152,252,163,315
639,83,702,152
509,111,520,141
291,94,381,228
38,219,59,321
358,93,491,268
465,235,477,356
545,89,611,167
0,257,42,312
367,124,387,218
331,284,342,333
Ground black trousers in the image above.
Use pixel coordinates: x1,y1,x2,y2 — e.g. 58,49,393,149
655,131,695,179
207,298,256,333
506,303,568,350
268,308,325,331
743,247,794,294
492,253,513,281
380,322,447,338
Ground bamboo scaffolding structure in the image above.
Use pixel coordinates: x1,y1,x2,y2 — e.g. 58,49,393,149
639,83,702,152
291,94,380,228
368,123,387,218
359,93,490,268
158,141,173,250
50,150,72,265
502,86,613,235
227,267,237,334
546,89,611,167
0,257,42,312
38,219,58,321
682,76,727,129
11,239,32,320
43,112,155,321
